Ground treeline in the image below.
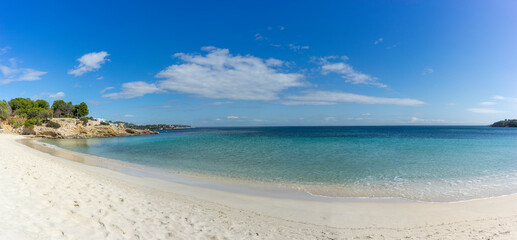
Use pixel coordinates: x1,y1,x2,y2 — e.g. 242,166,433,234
490,119,517,127
0,98,89,127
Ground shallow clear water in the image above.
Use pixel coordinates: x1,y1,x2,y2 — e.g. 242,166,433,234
41,126,517,201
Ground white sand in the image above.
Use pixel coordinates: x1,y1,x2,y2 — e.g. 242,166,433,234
1,134,517,239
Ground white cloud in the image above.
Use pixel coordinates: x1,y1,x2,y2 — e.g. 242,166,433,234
105,47,304,100
49,92,65,99
123,114,134,118
282,101,337,106
410,116,445,123
386,44,398,50
324,116,336,121
318,57,387,88
0,46,11,55
374,38,383,45
289,44,309,52
137,105,178,109
227,116,239,119
361,113,372,116
99,86,114,94
210,101,234,106
422,67,434,75
0,60,47,84
480,101,496,106
493,95,517,102
88,100,110,106
279,26,285,31
18,68,47,81
103,81,161,99
467,108,504,114
410,117,423,123
265,58,284,66
284,91,425,106
68,51,110,76
255,33,264,40
150,47,305,101
97,76,104,80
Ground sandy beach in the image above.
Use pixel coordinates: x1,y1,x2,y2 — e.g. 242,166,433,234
1,134,517,239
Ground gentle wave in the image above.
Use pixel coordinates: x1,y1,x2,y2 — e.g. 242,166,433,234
40,126,517,202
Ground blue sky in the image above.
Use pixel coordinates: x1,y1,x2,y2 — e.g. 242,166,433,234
0,0,516,126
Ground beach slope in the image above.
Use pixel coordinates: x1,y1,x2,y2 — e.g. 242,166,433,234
1,134,517,239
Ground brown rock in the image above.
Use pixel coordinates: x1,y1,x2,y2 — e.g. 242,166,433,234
3,118,158,139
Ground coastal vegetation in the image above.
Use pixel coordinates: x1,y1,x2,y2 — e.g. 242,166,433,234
0,98,162,138
490,119,517,127
46,120,61,129
1,98,89,128
0,100,11,120
0,97,186,138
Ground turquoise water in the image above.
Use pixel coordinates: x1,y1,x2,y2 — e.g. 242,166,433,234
41,126,517,201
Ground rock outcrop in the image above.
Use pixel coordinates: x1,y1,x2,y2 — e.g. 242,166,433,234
490,119,517,127
1,118,158,138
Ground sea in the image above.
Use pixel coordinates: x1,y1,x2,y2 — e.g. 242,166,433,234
40,126,517,202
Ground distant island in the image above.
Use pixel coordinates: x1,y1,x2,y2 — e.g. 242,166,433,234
490,119,517,127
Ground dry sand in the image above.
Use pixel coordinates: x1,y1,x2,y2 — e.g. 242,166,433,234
1,134,517,239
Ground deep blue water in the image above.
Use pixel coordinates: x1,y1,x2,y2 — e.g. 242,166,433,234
41,126,517,201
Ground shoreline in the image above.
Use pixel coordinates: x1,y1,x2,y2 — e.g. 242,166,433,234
28,137,414,203
34,136,517,204
2,133,517,238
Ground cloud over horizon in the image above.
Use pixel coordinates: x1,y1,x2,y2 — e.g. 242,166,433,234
103,47,428,111
317,56,387,88
68,51,110,76
0,58,47,84
49,91,65,99
467,108,504,114
283,91,425,106
105,47,305,100
103,81,161,99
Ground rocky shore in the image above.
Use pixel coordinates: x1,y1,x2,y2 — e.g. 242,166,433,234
0,118,158,138
490,119,517,127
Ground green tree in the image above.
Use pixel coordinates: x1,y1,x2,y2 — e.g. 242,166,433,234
52,100,74,117
35,99,50,109
51,100,66,117
27,107,52,122
0,100,11,120
73,102,89,118
64,102,74,117
8,98,35,112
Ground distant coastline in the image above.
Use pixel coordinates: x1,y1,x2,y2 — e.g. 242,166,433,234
490,119,517,127
126,123,193,130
